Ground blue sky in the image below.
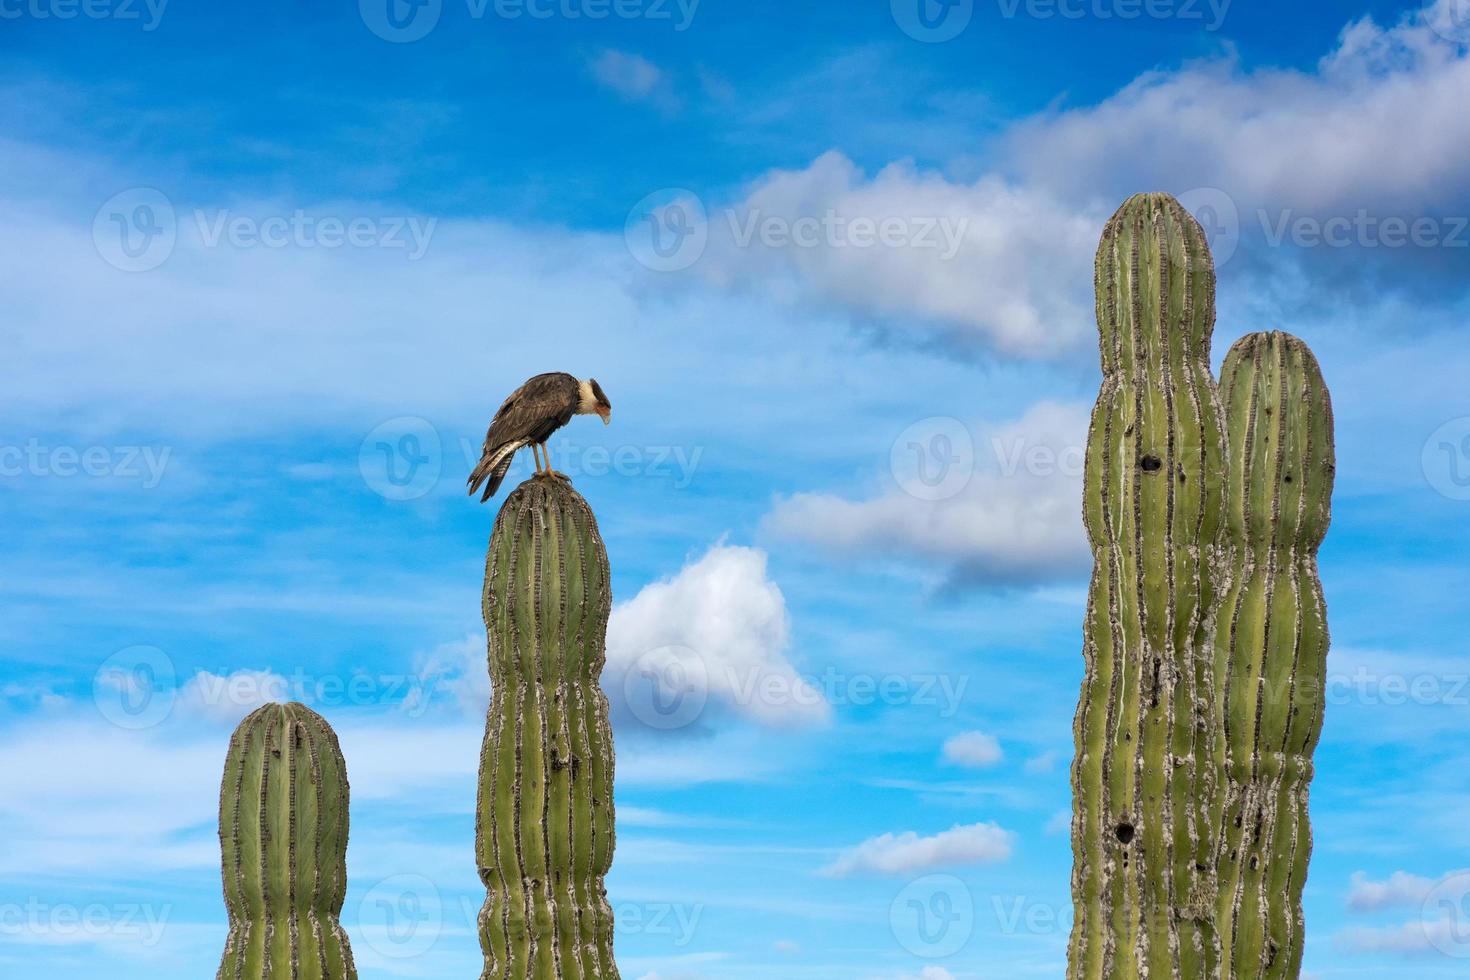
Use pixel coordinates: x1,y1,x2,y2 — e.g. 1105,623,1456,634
4,1,1470,977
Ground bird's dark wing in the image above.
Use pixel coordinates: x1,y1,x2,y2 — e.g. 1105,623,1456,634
467,373,579,501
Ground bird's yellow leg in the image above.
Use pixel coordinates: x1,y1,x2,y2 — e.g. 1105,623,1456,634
543,444,560,479
530,443,545,475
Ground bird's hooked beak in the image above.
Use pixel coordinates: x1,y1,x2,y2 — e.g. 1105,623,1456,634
597,406,611,426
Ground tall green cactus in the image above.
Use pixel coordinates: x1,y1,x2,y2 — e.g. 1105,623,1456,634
1069,193,1231,980
218,702,356,980
477,477,620,980
1214,332,1334,978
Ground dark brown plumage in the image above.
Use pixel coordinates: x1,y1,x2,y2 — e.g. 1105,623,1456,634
467,372,612,501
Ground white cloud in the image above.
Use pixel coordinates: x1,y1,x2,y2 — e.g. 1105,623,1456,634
1025,751,1059,774
407,633,491,717
1347,869,1465,911
590,50,673,105
1337,868,1470,957
821,821,1013,878
1008,1,1470,216
0,720,221,875
701,152,1099,357
765,401,1091,585
607,543,830,731
2,682,65,710
176,668,289,723
941,730,1003,768
1335,916,1459,957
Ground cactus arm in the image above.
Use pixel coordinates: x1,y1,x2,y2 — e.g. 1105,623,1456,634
1214,332,1334,979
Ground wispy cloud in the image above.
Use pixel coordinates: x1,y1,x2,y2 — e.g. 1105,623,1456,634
941,730,1003,768
589,50,676,108
765,401,1090,587
821,821,1013,877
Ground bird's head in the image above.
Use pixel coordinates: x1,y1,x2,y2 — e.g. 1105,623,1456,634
579,378,612,425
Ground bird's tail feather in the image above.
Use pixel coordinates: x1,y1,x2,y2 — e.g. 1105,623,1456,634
467,440,527,502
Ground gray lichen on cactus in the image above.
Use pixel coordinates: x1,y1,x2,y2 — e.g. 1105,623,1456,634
1069,193,1231,980
477,477,620,980
1214,331,1334,978
218,702,356,980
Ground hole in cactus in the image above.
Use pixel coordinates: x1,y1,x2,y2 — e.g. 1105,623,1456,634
1284,474,1293,483
1140,455,1163,472
1115,822,1135,844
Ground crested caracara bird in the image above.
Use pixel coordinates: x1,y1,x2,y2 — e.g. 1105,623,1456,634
467,372,612,501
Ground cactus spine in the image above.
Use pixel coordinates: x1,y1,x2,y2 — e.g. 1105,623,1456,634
218,702,356,980
1069,193,1230,980
1214,332,1334,978
477,477,620,980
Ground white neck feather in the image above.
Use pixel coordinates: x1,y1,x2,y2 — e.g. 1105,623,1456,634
576,379,598,414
